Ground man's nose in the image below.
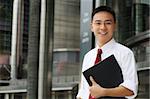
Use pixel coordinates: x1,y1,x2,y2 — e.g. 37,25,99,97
99,23,106,30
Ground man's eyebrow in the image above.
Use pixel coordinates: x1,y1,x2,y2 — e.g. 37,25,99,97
94,19,113,22
104,20,113,22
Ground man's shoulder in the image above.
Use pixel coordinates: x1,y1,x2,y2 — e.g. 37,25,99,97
114,42,133,54
84,48,96,57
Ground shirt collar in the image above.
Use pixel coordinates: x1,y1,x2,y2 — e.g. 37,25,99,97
96,38,116,53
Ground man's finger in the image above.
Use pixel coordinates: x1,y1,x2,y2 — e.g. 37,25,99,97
90,76,96,85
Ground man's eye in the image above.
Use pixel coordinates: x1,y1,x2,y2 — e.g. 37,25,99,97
95,23,101,25
105,22,112,25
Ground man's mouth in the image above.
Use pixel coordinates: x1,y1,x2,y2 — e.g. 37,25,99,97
99,32,108,35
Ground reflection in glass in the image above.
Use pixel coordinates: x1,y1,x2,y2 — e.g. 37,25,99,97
133,3,149,34
0,0,13,81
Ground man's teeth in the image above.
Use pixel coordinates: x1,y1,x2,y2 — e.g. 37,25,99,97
100,32,107,35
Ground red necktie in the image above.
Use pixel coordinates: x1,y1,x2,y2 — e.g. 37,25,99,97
89,49,102,99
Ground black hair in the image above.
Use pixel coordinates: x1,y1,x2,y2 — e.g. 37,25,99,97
91,6,116,22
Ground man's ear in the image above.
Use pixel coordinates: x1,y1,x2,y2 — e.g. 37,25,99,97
90,22,94,32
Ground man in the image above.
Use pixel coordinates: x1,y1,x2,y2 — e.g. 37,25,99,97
77,6,138,99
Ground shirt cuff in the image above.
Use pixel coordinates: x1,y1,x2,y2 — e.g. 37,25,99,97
77,88,89,99
120,80,138,99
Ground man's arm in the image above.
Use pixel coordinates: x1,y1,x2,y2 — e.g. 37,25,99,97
89,76,134,98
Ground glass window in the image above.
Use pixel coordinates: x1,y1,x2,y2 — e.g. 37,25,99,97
53,51,80,78
0,94,4,99
53,91,68,99
137,70,150,98
131,41,150,69
0,0,12,20
17,0,29,79
14,93,27,99
0,0,12,81
53,0,80,89
133,3,150,34
116,0,133,42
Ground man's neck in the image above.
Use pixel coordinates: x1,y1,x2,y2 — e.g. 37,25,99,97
97,38,113,48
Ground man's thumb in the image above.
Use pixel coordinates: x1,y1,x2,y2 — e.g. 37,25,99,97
90,76,96,85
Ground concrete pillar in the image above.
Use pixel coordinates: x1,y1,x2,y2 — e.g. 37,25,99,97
38,0,47,98
4,94,9,99
10,94,14,99
68,91,72,99
11,0,20,80
38,0,54,99
95,0,106,7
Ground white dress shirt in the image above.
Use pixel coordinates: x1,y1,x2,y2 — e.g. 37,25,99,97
77,38,138,99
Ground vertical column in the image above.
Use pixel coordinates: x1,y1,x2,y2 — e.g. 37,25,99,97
68,91,72,99
79,0,93,95
38,0,54,98
27,0,40,99
11,0,19,80
38,0,46,98
95,0,100,7
10,94,14,99
80,0,93,62
4,94,9,99
16,0,24,79
52,92,55,99
95,0,106,7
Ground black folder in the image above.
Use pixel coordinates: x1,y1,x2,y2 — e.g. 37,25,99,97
83,55,125,99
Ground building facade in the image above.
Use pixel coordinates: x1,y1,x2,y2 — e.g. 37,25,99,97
52,0,80,98
0,0,80,99
0,0,149,99
0,0,12,80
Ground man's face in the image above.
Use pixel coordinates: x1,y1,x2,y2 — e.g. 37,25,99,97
91,11,116,47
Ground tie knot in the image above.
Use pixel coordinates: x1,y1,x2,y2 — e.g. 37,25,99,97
98,49,102,55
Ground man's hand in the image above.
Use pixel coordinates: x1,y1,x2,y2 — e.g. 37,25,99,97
89,76,134,98
89,76,106,98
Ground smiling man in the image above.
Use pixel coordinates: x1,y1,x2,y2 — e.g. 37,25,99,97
77,6,138,99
